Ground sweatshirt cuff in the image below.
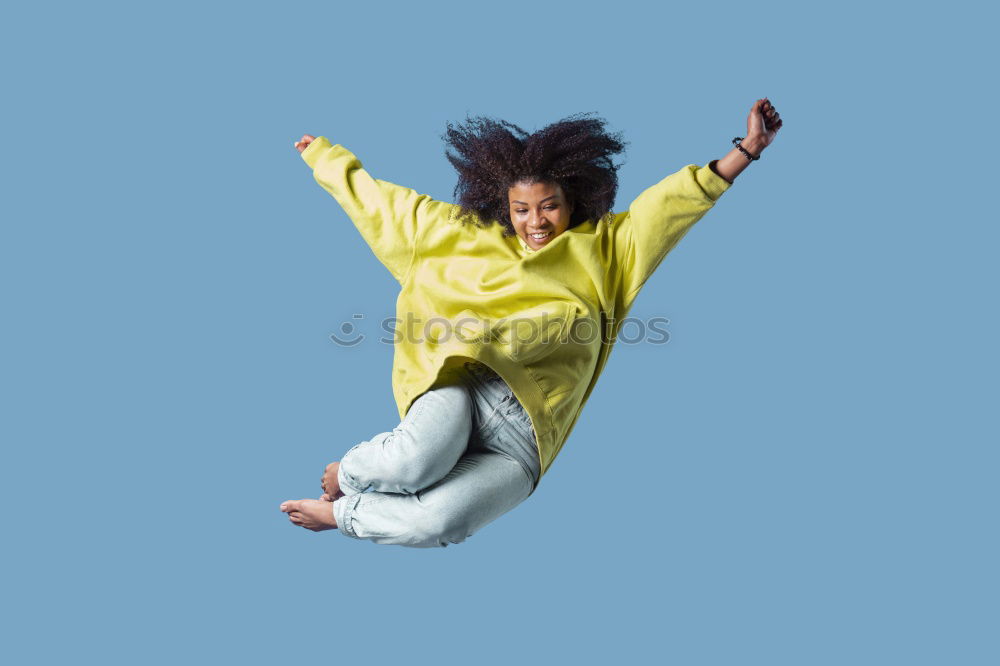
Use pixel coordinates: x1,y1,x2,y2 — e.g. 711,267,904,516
697,161,733,201
301,136,334,169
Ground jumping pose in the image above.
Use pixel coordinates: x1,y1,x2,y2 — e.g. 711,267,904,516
281,99,783,547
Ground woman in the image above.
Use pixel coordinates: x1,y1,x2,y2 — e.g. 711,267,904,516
281,99,783,547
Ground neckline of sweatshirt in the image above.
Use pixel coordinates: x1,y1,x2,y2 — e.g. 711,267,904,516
516,233,537,255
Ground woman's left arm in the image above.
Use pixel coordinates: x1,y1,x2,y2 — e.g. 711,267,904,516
613,98,783,308
710,98,783,184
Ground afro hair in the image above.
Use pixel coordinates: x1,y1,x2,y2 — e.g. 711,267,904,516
442,112,628,237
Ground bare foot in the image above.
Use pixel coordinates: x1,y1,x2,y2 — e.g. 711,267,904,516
321,461,345,500
280,499,338,532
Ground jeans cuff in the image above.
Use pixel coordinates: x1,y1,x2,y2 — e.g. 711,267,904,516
338,460,366,496
333,493,362,539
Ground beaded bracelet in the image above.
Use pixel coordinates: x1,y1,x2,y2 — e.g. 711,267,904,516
732,136,760,162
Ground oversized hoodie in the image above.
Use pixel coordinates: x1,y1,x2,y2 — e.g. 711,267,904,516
301,137,731,479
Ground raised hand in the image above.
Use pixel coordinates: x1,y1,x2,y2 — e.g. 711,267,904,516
294,134,316,153
746,99,782,150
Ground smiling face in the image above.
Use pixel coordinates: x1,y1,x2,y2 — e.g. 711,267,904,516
507,180,574,251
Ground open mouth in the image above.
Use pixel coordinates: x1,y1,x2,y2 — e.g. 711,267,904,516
529,231,552,241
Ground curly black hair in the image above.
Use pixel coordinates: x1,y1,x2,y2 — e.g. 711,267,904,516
441,112,627,237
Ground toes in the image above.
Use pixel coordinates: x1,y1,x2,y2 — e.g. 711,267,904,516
280,500,301,513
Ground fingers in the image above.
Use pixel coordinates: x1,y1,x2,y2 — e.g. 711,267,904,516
761,98,781,130
765,106,778,121
293,134,316,153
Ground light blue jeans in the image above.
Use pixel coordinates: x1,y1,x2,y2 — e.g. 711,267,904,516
331,361,541,548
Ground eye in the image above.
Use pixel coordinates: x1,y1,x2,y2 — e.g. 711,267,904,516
515,209,527,214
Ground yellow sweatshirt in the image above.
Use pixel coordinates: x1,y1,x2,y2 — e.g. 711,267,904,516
301,137,731,478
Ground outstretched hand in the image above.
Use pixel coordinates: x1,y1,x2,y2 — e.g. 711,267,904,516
294,134,316,153
746,99,782,150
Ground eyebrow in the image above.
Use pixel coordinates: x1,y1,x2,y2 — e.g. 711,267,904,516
511,195,559,205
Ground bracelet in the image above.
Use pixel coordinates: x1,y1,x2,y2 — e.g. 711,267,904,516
732,137,760,162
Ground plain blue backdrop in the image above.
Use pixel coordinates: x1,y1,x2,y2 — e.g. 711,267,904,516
3,1,996,664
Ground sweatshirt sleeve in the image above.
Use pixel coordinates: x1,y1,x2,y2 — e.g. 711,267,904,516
616,161,732,307
300,136,455,284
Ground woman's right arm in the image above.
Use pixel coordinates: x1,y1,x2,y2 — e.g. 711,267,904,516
295,134,454,285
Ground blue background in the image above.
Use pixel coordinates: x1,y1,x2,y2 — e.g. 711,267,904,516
4,1,996,663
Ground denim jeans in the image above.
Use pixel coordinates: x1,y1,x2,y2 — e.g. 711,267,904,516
331,361,541,548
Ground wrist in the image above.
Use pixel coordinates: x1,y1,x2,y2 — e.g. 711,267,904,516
740,135,767,157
